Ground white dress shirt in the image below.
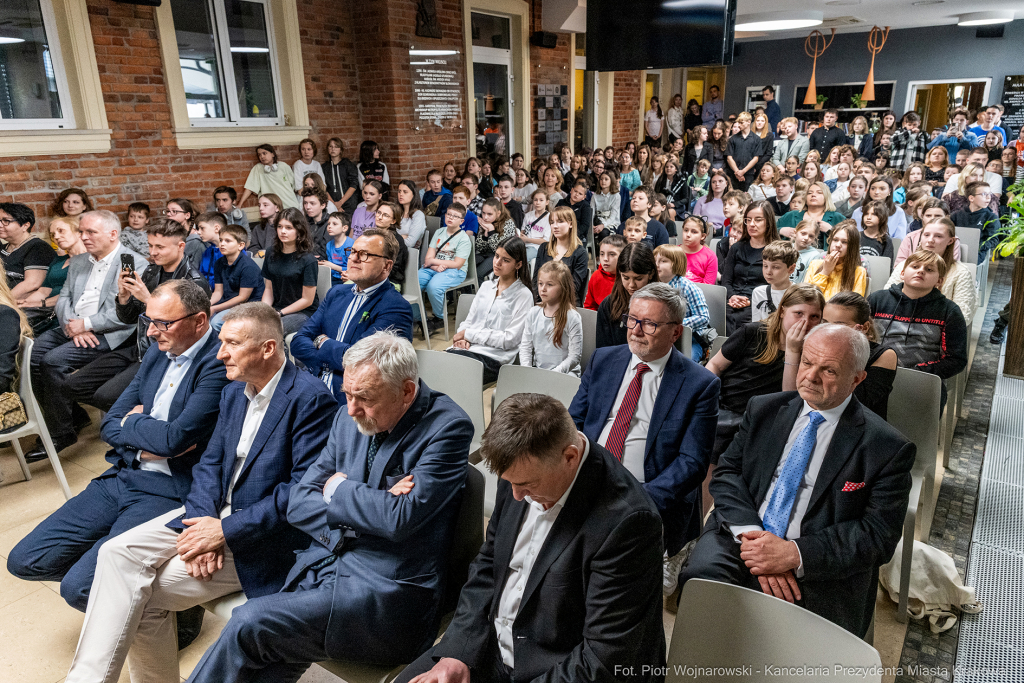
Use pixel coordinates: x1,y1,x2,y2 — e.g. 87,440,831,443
730,395,853,574
137,327,214,475
457,279,535,365
320,278,389,388
221,360,286,518
597,350,671,482
74,246,120,330
494,436,590,668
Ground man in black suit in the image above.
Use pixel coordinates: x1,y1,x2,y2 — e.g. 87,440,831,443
398,393,665,683
679,324,915,637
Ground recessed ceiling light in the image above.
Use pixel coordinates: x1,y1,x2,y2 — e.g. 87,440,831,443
958,11,1013,26
0,37,25,44
825,0,861,6
735,11,824,32
229,47,269,53
912,0,944,5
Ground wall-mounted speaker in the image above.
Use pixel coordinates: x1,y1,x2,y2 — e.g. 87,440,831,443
976,26,1005,38
530,31,558,48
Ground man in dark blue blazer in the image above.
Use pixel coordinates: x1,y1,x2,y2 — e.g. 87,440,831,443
186,331,473,683
63,303,338,683
291,229,413,402
569,283,719,591
8,280,230,612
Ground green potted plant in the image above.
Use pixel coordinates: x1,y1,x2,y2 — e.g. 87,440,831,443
814,94,827,110
995,180,1024,377
851,93,866,109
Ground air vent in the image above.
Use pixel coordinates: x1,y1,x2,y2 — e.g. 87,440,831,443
819,16,864,27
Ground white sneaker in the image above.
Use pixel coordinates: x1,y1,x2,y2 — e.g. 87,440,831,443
663,549,686,596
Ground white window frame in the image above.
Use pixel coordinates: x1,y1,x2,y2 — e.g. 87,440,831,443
0,0,76,130
904,78,992,116
472,39,516,156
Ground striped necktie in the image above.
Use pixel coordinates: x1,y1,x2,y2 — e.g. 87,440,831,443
604,363,650,461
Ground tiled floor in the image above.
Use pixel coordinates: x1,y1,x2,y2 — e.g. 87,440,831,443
0,286,990,683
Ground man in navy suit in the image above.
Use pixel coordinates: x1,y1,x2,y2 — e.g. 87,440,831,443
291,228,413,402
186,331,473,683
679,325,915,637
569,282,720,595
64,303,338,683
9,279,229,613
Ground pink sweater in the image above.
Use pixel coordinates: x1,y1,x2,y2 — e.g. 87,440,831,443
684,246,718,284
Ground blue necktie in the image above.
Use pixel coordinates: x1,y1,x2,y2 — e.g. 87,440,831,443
762,411,826,538
366,431,388,472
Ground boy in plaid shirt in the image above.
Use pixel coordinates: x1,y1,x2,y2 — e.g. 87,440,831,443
888,112,930,172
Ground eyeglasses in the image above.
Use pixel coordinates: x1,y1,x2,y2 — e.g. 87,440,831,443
139,312,197,331
0,217,19,227
163,209,185,216
975,191,993,198
344,248,388,263
621,315,677,335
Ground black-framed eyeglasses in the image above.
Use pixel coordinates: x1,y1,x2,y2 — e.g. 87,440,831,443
621,315,677,334
139,312,197,331
344,248,388,263
0,217,20,227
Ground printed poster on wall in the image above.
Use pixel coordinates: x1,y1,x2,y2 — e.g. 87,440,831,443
1000,75,1024,138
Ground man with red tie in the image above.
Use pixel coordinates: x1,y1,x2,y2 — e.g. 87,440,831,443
569,283,720,597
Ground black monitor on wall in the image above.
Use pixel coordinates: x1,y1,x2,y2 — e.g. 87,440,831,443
586,0,736,71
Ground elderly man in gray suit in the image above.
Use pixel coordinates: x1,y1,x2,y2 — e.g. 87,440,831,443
27,210,147,458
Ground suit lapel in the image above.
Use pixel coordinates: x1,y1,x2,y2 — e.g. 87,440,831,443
143,354,172,412
754,396,805,505
491,498,527,609
99,245,123,295
645,350,685,456
344,285,387,345
221,387,247,495
366,380,429,487
805,399,865,516
591,349,631,436
232,365,295,488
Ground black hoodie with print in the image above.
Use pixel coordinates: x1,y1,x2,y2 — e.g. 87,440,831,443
868,283,968,381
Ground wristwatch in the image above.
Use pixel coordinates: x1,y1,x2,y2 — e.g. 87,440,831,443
314,334,329,349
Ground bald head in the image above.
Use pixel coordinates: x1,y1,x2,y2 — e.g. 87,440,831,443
797,324,869,410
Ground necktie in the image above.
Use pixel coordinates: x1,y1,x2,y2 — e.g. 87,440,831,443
366,431,388,472
604,363,651,461
762,411,826,538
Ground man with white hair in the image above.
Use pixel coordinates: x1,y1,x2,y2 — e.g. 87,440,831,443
29,209,147,455
186,331,474,683
679,324,916,637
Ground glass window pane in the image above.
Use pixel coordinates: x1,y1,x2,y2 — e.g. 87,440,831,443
170,0,225,119
474,62,508,156
0,0,64,120
226,0,277,118
471,13,510,49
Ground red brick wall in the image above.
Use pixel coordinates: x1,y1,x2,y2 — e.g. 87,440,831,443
529,33,571,159
612,71,643,148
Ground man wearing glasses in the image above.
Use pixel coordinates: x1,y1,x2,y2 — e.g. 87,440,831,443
291,229,413,402
9,279,230,623
569,282,720,600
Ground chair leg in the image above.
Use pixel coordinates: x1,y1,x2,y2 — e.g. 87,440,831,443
941,398,955,469
38,429,72,500
897,512,914,623
418,301,431,350
9,438,31,482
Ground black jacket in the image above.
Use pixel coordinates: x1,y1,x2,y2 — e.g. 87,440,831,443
116,256,212,357
323,158,360,214
808,125,847,159
847,132,874,158
0,305,21,394
307,212,330,260
556,197,595,247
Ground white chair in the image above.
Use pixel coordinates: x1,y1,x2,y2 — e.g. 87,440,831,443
694,282,727,337
283,332,296,363
890,237,901,259
316,264,333,303
676,325,692,358
2,338,72,500
442,242,479,341
668,579,883,683
956,226,988,306
886,367,942,622
420,218,443,267
492,364,581,411
668,236,680,245
402,248,430,350
416,350,486,455
454,293,475,331
865,255,892,295
710,237,720,253
577,306,598,371
250,255,264,269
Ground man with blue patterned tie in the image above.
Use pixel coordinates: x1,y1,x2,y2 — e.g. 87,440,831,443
679,324,915,637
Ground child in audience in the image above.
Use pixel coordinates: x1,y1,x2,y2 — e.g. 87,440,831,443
321,212,353,284
835,175,867,218
805,221,868,298
679,215,717,284
597,242,657,348
650,193,676,237
260,207,320,334
475,198,517,281
584,234,626,310
693,166,728,233
521,260,583,376
192,212,224,289
292,138,324,193
721,190,751,240
121,202,150,258
859,201,894,260
791,219,824,283
301,187,331,259
521,189,551,261
417,204,472,333
212,186,249,232
629,185,670,246
494,175,525,229
249,194,282,256
885,217,976,321
512,168,537,211
751,240,798,322
623,216,647,245
301,174,338,213
853,176,908,239
950,181,1000,263
448,185,480,234
869,248,968,408
239,143,299,209
716,214,744,281
422,169,453,218
686,158,712,206
788,191,806,213
210,224,265,331
371,201,409,290
532,206,588,306
350,180,383,239
768,175,794,216
653,244,714,361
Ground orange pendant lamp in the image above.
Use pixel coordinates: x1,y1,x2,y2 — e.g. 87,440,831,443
861,26,890,101
803,29,836,106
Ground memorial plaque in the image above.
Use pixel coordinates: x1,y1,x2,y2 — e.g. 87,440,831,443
411,53,463,126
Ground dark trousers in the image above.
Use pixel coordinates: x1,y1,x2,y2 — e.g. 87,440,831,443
998,299,1011,324
679,514,784,598
725,303,752,336
31,327,113,447
477,251,495,281
68,345,140,412
446,348,502,384
731,173,750,192
6,468,183,611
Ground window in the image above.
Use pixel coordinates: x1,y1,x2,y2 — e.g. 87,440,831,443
0,0,74,130
170,0,282,125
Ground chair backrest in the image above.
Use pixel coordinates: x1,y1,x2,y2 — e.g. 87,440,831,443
416,349,486,450
462,239,479,290
250,255,264,270
694,282,727,337
890,237,902,260
577,306,598,371
887,367,941,481
865,255,892,295
403,248,420,296
710,237,720,253
421,218,443,266
493,364,582,410
675,325,692,358
957,226,980,265
442,465,484,612
455,293,475,329
316,264,332,302
669,236,680,245
668,579,883,683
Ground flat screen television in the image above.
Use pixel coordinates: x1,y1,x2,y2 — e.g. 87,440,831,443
586,0,737,71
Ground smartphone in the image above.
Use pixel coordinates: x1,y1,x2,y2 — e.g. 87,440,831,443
120,253,136,276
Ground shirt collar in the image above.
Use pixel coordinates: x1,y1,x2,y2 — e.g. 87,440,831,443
355,278,389,296
799,393,853,426
167,325,213,364
628,348,672,378
526,433,590,513
89,244,121,267
244,359,286,404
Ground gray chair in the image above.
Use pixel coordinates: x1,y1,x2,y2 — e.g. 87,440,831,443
577,306,598,371
402,248,430,350
492,364,581,412
250,255,264,270
956,226,988,306
676,325,692,358
886,367,942,622
3,338,72,500
694,282,727,337
710,238,720,253
454,293,475,331
865,255,892,295
317,264,333,303
890,237,901,260
420,217,443,267
667,579,883,683
416,349,486,455
668,236,680,245
442,242,479,341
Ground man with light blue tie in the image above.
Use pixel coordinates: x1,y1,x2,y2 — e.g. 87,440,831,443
679,324,915,637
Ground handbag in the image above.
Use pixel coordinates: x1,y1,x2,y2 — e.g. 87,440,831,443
0,390,27,434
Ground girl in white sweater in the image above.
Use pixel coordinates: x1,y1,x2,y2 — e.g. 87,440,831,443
520,260,583,376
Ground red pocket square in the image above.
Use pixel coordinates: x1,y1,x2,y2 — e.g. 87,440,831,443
841,481,866,492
